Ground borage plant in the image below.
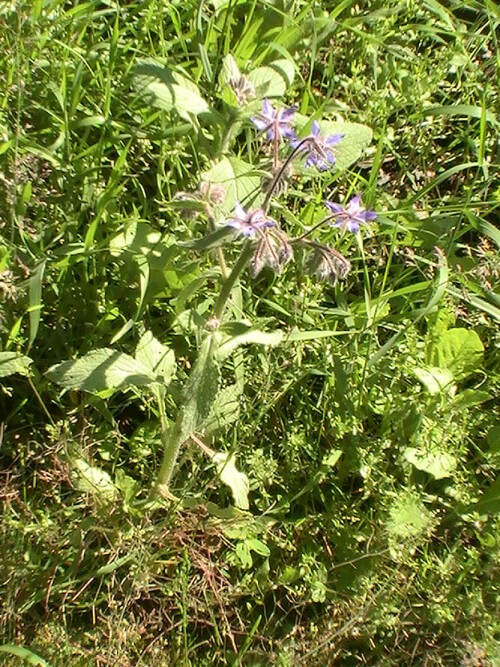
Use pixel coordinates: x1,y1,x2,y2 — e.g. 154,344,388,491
46,55,378,510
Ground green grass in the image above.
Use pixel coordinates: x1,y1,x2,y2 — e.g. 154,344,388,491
1,1,499,665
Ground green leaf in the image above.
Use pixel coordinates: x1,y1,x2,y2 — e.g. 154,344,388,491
213,452,250,510
403,447,457,479
109,220,162,258
487,426,500,453
73,458,119,504
452,389,492,410
235,541,253,568
246,537,270,557
218,53,241,88
216,328,284,361
135,331,176,385
247,59,295,99
179,335,221,441
204,384,241,435
294,114,373,173
418,104,498,127
322,449,343,468
0,645,51,667
28,259,46,350
470,477,500,515
0,352,33,378
133,59,209,119
202,156,264,214
47,349,155,392
426,328,484,379
387,491,432,540
412,366,455,396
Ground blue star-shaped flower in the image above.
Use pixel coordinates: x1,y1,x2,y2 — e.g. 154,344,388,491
250,99,297,143
292,121,344,171
226,203,275,237
325,195,377,233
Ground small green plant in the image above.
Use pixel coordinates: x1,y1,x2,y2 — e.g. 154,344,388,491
37,54,378,507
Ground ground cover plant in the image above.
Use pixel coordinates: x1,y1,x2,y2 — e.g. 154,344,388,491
1,0,499,665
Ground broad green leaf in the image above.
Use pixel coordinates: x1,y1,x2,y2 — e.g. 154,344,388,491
109,220,162,258
47,349,155,392
178,335,221,441
426,328,484,379
133,59,209,119
202,156,264,214
294,114,373,173
403,447,457,480
322,449,343,468
214,452,250,510
0,645,51,667
487,426,500,453
216,328,284,361
0,352,33,378
452,389,492,410
204,384,241,435
413,366,455,395
470,477,500,515
73,458,118,504
135,331,176,385
114,469,141,505
247,59,295,100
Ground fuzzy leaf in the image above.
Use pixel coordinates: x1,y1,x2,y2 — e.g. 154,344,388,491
135,331,176,385
109,220,162,258
426,328,484,380
218,53,241,88
214,452,250,510
179,335,221,440
202,156,264,214
73,458,118,504
247,59,294,99
0,352,33,378
413,366,455,395
47,349,155,392
216,329,284,361
293,114,373,173
133,59,209,119
404,447,457,479
204,384,241,435
387,492,432,540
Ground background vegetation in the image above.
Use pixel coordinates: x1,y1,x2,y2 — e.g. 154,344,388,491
1,0,499,665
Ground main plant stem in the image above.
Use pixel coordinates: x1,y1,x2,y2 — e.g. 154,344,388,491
151,242,254,499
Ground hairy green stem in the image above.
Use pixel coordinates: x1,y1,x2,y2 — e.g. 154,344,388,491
151,241,253,498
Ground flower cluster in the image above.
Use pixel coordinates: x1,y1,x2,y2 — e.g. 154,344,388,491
215,99,378,282
251,101,345,171
179,96,378,287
